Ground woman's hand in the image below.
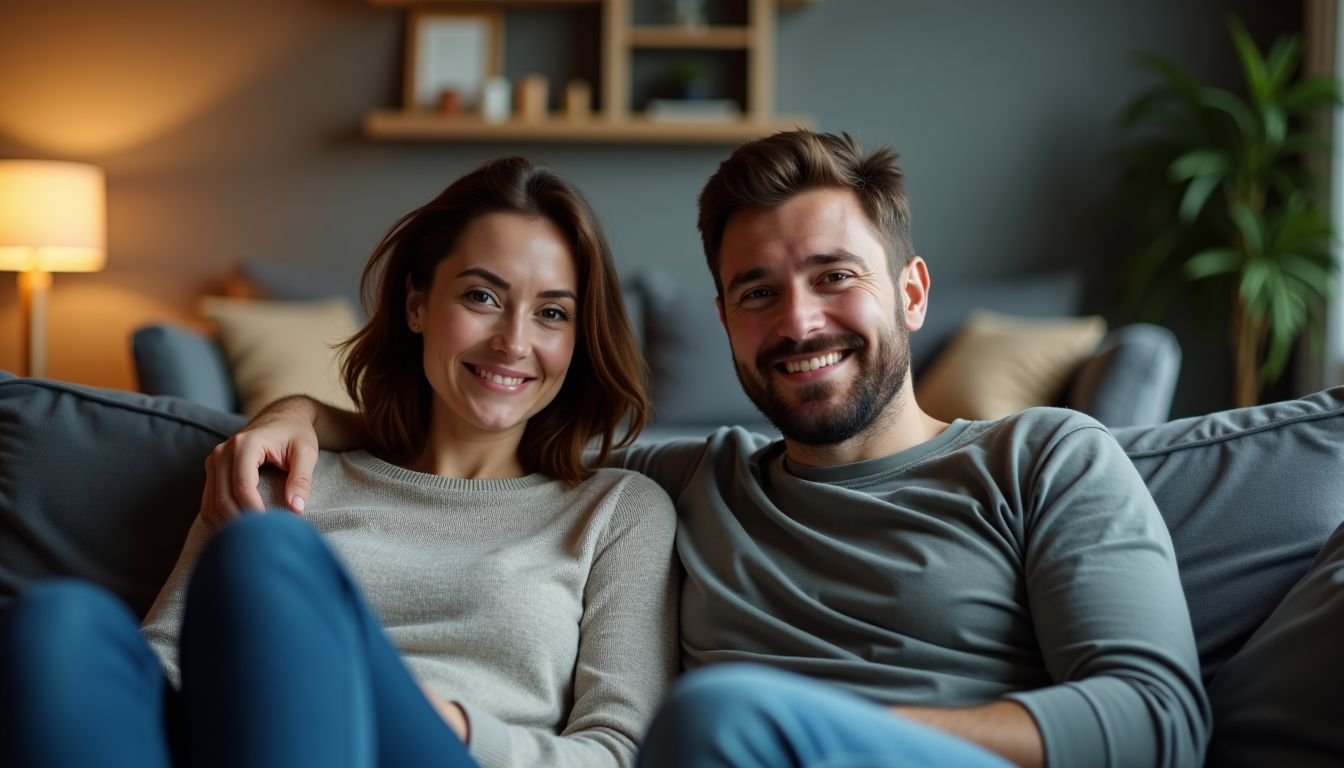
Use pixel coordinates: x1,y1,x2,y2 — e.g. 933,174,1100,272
421,685,471,743
199,396,322,529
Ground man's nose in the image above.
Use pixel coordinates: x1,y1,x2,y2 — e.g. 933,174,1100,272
775,289,826,340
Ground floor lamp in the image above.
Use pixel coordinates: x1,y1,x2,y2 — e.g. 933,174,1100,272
0,160,106,378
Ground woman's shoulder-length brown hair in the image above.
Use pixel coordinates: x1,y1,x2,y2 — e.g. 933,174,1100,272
339,156,648,485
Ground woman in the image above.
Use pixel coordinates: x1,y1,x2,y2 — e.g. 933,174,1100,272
0,157,678,768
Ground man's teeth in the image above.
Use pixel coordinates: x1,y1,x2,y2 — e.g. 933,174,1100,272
477,368,524,386
784,352,842,374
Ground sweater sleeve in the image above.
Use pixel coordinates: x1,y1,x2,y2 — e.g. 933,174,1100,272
457,474,680,768
1005,423,1211,768
140,514,211,686
140,476,289,686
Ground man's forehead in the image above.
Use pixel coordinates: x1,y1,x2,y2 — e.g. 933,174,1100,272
719,191,885,282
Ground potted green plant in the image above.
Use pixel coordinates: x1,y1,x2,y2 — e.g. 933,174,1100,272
1115,17,1341,406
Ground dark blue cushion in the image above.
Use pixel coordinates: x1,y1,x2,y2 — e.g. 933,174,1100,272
131,324,238,413
0,376,246,619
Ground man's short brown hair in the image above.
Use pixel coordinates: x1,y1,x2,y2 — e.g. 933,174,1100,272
697,130,915,294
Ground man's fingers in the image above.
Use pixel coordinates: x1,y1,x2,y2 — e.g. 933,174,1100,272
226,435,269,513
284,441,319,514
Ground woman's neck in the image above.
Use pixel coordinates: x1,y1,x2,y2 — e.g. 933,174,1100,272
408,417,528,479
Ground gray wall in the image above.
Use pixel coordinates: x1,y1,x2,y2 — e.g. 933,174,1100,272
0,0,1299,412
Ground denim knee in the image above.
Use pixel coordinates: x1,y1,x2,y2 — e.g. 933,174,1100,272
640,663,796,768
192,512,323,585
1,580,154,694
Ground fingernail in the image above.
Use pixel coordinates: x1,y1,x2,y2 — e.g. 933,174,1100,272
291,496,306,512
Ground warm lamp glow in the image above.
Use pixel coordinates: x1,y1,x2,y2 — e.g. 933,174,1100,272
0,160,106,272
0,160,107,377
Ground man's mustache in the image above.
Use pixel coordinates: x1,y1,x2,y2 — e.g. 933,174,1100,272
756,333,867,372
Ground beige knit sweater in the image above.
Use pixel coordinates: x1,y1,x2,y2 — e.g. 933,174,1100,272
142,450,679,768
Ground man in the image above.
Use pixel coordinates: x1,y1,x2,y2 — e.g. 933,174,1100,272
207,131,1209,767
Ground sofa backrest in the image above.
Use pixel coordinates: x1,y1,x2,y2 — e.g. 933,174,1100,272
1112,386,1344,683
0,373,246,619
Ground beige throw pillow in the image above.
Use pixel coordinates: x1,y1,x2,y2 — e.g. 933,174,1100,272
916,310,1106,422
203,297,360,417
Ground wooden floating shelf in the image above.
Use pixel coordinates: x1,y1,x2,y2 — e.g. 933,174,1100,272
364,110,814,144
628,26,752,49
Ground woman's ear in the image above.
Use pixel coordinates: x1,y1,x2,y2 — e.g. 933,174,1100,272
405,274,425,333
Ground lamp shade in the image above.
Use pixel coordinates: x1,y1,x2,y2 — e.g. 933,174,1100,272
0,160,106,273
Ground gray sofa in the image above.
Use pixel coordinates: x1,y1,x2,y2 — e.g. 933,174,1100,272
130,265,1181,434
1,371,1340,765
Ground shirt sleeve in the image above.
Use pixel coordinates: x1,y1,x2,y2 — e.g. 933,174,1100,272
457,473,680,768
1005,423,1211,768
603,437,710,500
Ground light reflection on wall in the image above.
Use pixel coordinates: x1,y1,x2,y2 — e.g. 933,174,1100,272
0,2,315,157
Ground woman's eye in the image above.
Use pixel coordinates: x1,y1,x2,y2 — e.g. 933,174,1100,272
539,306,571,322
465,289,498,306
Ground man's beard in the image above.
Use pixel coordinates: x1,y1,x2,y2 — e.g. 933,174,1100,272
733,319,910,446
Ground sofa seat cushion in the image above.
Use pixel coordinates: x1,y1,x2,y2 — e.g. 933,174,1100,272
0,374,246,619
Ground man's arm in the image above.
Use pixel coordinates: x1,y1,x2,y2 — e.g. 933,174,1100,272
889,701,1042,768
199,395,368,528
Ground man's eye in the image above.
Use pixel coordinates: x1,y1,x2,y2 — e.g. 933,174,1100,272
820,271,853,284
741,287,773,302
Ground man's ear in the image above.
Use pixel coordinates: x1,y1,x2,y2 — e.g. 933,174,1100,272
900,257,931,332
405,274,426,333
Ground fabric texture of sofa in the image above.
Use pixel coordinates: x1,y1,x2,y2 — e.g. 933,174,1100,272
0,370,1340,765
130,265,1181,433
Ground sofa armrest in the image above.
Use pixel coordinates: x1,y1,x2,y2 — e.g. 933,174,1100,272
131,324,239,413
1068,323,1181,427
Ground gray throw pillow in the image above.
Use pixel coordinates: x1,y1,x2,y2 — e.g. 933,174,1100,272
0,375,246,619
1112,386,1344,683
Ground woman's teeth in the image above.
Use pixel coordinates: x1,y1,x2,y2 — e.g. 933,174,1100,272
477,368,524,386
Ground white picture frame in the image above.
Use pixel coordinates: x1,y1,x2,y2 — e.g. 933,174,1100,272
404,10,503,112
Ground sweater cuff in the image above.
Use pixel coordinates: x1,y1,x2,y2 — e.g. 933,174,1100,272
1006,684,1106,768
458,700,511,768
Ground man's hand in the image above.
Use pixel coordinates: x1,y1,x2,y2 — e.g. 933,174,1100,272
421,685,471,743
199,396,322,529
888,700,1042,768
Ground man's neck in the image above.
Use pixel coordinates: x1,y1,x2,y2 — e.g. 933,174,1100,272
783,389,948,468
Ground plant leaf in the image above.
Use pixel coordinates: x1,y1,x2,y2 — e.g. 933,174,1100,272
1282,76,1344,111
1184,247,1243,280
1199,87,1256,139
1263,36,1302,95
1178,173,1224,222
1168,149,1229,180
1228,16,1271,106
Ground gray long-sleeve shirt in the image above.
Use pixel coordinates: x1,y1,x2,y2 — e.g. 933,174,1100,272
614,408,1210,768
143,451,679,768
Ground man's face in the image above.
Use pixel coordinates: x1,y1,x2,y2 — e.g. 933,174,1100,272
716,188,924,446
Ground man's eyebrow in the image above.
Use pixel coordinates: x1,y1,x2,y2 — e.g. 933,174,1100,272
458,267,575,301
724,251,866,295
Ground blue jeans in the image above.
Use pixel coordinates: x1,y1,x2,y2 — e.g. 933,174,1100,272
0,513,478,768
637,664,1014,768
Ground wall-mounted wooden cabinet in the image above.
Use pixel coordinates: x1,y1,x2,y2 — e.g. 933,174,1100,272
364,0,815,143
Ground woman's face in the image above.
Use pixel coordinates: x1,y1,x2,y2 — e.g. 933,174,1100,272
407,212,579,441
